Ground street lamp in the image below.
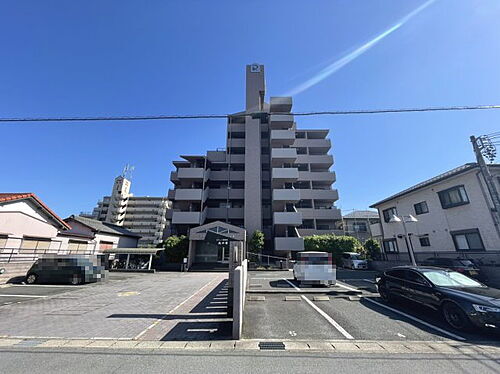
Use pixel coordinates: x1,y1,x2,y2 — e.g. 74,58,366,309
389,214,418,266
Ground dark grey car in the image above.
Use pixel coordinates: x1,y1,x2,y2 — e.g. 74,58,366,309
26,255,106,285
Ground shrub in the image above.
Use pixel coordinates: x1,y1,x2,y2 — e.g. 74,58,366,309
361,238,382,260
159,235,189,263
303,234,362,264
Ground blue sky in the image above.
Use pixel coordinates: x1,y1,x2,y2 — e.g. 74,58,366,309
1,0,499,217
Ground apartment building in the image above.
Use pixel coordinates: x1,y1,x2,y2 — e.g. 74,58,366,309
168,64,341,265
87,175,171,246
341,210,380,243
370,163,500,261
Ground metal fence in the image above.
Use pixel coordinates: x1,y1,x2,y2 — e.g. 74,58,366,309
0,248,101,263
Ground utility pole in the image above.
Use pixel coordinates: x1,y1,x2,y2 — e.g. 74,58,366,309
470,135,500,228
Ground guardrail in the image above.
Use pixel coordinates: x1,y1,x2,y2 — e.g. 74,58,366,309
247,251,291,267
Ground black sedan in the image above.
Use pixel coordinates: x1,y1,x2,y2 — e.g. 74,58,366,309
376,266,500,331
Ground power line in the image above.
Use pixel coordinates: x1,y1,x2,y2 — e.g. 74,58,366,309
1,104,500,123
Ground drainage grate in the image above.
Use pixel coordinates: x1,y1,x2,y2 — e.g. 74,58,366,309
259,341,285,350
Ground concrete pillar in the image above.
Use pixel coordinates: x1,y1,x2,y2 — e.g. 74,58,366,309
148,254,152,270
244,116,262,237
187,240,194,268
125,254,130,269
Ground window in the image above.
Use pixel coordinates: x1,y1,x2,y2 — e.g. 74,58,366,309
0,235,7,249
414,201,429,215
382,207,397,223
383,239,398,253
21,238,51,250
451,229,485,251
352,222,368,232
406,270,429,286
386,269,406,279
419,236,431,247
68,240,88,251
438,185,469,209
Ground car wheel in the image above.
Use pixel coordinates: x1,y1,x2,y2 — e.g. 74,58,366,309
70,274,82,285
26,274,37,284
442,302,471,331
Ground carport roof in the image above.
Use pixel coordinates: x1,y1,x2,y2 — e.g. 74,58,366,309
102,248,159,254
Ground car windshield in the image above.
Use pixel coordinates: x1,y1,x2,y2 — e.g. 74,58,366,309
422,270,484,288
350,254,362,260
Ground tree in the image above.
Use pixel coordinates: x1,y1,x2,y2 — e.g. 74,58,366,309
248,230,265,254
361,238,382,260
303,234,362,264
160,235,189,263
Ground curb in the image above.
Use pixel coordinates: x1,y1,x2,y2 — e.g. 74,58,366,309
0,337,498,355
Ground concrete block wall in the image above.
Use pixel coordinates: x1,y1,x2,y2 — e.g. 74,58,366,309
0,262,33,284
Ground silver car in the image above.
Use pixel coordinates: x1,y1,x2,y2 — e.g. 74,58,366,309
341,252,368,270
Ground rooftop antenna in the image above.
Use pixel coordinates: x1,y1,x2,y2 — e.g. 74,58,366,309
122,164,135,180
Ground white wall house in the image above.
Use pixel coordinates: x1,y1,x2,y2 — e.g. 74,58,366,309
0,193,140,258
59,215,140,251
370,163,500,262
0,193,71,253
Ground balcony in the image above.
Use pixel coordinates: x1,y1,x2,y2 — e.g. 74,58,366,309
269,114,294,129
300,189,339,201
370,223,383,237
299,171,336,183
298,228,344,237
274,237,304,252
293,138,331,149
296,154,333,167
271,148,297,166
206,207,244,220
171,210,205,225
209,170,245,181
270,130,295,146
272,189,301,202
172,189,207,201
272,168,299,181
177,168,206,180
208,188,244,199
298,208,342,220
273,211,303,226
270,97,292,113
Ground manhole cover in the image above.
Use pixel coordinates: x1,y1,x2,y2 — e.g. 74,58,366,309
259,342,285,350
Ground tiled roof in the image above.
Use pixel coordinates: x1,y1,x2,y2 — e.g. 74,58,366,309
370,163,500,208
343,210,379,219
67,215,141,238
0,193,71,230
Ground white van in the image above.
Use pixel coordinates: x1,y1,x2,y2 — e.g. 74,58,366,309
341,252,368,270
293,251,336,286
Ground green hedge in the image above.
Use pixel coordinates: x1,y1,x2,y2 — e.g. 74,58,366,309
303,235,363,264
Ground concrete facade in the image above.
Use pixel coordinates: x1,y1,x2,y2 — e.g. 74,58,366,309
168,64,341,262
87,176,171,246
370,163,500,259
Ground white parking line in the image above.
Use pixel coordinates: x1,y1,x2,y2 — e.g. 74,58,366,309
364,298,466,341
335,281,359,292
282,278,301,291
0,294,48,298
301,295,354,340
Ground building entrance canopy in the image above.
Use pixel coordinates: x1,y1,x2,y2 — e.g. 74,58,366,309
189,221,246,242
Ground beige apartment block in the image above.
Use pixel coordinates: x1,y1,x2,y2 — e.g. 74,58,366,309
370,163,500,262
87,176,171,246
167,64,341,266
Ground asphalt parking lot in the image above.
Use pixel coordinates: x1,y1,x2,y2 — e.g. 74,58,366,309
243,270,499,343
0,272,230,341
